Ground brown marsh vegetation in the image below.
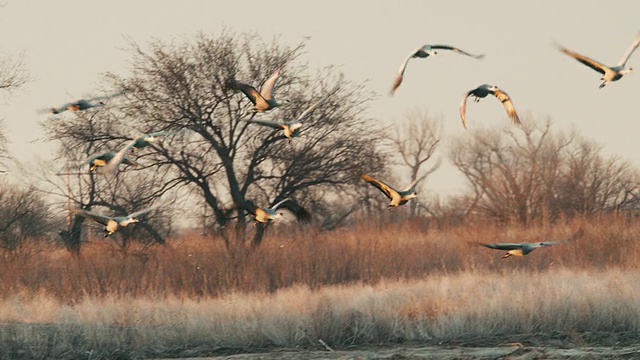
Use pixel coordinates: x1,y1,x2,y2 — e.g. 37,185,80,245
0,214,639,359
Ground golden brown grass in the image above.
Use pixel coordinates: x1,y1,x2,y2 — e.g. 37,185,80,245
1,214,638,300
0,214,639,358
2,268,640,358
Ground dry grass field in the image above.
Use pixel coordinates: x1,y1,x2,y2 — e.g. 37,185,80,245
0,214,639,359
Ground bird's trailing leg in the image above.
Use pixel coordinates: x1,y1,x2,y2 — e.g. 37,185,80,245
599,81,607,88
501,252,512,259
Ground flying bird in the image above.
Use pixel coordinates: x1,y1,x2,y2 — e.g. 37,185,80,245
477,229,583,259
230,68,284,112
128,130,182,153
242,199,311,224
45,92,125,114
82,150,141,173
460,84,521,129
101,138,144,174
248,99,322,142
75,206,158,237
360,173,417,208
391,44,485,95
557,32,640,88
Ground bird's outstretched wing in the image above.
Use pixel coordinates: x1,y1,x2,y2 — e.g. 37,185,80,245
127,205,159,219
478,242,523,251
537,228,584,247
430,45,485,59
489,88,521,126
74,209,112,226
360,173,397,201
233,81,269,109
260,68,281,100
248,119,285,129
271,199,312,222
103,138,139,174
459,89,474,129
89,91,126,102
558,45,607,75
391,55,413,95
617,32,640,67
535,241,566,247
403,179,418,192
133,129,187,148
121,156,142,167
296,99,323,122
145,130,179,138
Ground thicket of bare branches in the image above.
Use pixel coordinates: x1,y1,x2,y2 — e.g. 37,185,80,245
35,31,640,252
70,31,388,246
387,109,442,216
41,112,172,254
449,118,640,224
0,52,28,92
0,183,52,250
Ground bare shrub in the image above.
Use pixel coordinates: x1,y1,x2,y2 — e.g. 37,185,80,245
0,183,51,250
387,108,442,217
450,118,640,224
0,214,637,300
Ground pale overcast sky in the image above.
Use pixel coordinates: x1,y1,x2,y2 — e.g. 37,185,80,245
1,1,639,198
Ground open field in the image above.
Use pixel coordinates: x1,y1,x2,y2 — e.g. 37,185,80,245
2,269,640,359
0,214,639,359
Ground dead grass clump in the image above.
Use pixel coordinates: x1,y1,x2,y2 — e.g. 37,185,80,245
2,268,640,358
0,214,638,301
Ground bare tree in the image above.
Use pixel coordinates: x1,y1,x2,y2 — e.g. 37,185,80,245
41,111,171,254
449,118,640,224
0,183,52,250
0,1,30,93
88,31,389,246
0,50,29,92
388,109,442,216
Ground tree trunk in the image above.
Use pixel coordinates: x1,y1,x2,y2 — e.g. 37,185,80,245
59,215,85,255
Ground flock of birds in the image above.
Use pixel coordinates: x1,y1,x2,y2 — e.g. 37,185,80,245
44,31,639,257
391,33,640,128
